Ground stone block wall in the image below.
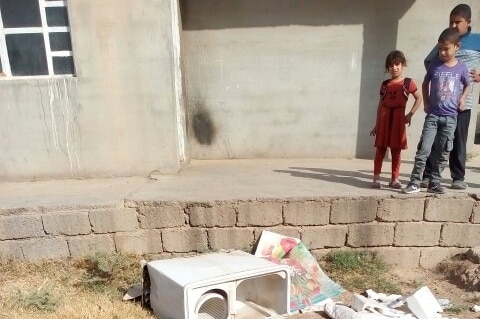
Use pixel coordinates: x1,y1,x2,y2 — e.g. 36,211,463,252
0,194,479,268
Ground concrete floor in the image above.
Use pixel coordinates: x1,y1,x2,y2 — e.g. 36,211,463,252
1,154,480,210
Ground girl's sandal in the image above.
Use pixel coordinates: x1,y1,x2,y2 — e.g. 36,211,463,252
371,181,381,188
389,180,402,189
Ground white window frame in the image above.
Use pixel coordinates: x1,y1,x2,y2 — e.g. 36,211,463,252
0,0,74,79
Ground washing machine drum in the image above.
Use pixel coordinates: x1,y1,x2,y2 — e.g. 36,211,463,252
195,292,228,319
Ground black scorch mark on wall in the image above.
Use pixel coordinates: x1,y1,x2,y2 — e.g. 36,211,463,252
192,107,216,145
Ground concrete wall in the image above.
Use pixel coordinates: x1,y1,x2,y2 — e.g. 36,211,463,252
0,0,182,181
1,194,479,268
181,0,480,160
2,0,480,181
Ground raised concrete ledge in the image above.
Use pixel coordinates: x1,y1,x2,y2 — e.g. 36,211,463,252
1,193,479,267
2,157,480,265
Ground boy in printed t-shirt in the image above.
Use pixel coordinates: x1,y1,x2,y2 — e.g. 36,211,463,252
403,27,471,194
422,4,480,190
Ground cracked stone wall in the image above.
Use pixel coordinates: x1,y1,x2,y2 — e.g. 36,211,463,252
1,194,479,268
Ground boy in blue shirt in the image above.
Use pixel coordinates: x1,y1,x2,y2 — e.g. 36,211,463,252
404,27,471,194
422,4,480,190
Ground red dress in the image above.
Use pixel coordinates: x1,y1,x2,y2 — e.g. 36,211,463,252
374,79,417,150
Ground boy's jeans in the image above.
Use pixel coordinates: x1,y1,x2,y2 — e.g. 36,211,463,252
411,113,457,185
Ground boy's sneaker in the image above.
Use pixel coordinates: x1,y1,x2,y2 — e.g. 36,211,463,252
451,180,468,190
427,182,445,194
420,178,430,188
403,182,420,194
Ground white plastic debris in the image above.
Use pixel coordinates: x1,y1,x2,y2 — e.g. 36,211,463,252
405,286,443,319
472,304,480,312
436,299,452,310
365,289,405,308
298,298,334,313
351,294,406,317
324,300,362,319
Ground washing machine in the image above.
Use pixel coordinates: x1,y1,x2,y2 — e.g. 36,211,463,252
143,250,291,319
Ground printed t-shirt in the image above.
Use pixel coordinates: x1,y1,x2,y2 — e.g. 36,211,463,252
424,60,470,116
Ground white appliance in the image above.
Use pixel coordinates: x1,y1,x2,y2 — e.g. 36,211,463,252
143,250,291,319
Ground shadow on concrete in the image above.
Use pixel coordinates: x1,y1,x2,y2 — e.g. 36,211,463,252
274,168,371,188
274,166,409,191
276,165,480,190
466,165,480,171
180,0,416,159
180,0,415,30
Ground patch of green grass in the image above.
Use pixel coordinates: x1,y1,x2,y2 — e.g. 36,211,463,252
74,252,141,295
373,278,401,293
322,250,386,274
320,250,401,294
15,288,57,312
445,303,467,314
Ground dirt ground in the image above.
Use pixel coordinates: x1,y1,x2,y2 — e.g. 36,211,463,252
291,266,480,319
1,251,479,319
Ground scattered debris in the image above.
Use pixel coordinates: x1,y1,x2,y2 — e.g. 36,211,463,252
122,283,142,301
324,300,362,319
365,289,404,308
296,247,480,319
352,293,407,317
436,299,452,310
122,241,480,319
295,286,471,319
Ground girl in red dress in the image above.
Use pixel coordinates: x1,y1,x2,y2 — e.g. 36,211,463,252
370,51,422,188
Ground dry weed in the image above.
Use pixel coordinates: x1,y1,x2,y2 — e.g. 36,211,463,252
0,254,154,319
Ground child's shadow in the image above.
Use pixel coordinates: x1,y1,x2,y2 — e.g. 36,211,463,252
274,166,409,190
275,166,480,190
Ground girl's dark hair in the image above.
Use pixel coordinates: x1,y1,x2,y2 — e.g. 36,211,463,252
385,50,407,71
450,4,471,20
438,27,460,44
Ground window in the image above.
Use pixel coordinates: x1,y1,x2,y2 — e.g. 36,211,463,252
0,0,75,77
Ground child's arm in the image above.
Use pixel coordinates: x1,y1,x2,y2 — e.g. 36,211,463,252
458,84,471,111
370,98,383,136
404,89,422,126
469,69,480,82
459,64,472,111
422,79,430,113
